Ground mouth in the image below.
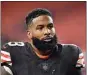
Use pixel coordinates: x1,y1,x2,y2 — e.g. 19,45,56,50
42,37,53,42
43,38,52,42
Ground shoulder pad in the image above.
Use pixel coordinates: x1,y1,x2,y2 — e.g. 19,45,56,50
62,44,79,49
62,44,77,47
1,42,25,63
2,42,25,50
2,42,25,49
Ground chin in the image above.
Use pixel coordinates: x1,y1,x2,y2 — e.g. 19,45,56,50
32,35,58,53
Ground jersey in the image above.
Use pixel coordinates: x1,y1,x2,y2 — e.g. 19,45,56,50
1,42,85,75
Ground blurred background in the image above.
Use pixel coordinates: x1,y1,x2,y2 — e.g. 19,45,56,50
1,1,86,75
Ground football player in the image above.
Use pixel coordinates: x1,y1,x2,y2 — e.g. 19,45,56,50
1,8,85,75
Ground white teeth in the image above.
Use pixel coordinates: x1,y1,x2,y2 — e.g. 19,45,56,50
44,39,51,42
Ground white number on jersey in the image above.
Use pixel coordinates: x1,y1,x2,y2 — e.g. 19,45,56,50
8,42,24,46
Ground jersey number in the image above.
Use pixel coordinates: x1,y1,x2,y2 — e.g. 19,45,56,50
8,42,24,46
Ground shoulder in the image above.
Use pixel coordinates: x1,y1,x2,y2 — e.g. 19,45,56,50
59,44,85,68
61,44,81,53
1,42,25,53
60,44,81,61
62,44,78,49
1,42,25,62
57,44,80,54
2,42,25,49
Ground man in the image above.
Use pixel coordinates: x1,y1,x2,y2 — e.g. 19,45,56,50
1,8,85,75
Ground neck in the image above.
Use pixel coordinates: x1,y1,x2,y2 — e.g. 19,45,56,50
30,42,51,59
35,51,50,59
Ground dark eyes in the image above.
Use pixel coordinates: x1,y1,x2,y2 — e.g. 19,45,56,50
48,25,53,29
36,26,44,30
36,24,53,30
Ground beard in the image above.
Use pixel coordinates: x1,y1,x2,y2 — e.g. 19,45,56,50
32,35,58,54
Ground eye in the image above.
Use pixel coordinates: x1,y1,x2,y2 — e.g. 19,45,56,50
48,24,53,29
36,25,44,30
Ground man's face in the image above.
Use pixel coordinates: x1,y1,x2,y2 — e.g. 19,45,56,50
28,15,57,53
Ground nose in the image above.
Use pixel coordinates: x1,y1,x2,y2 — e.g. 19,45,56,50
44,28,51,35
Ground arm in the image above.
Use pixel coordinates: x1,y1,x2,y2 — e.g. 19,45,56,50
1,66,13,75
1,43,13,75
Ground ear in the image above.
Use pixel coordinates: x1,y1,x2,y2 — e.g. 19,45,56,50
27,30,32,39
